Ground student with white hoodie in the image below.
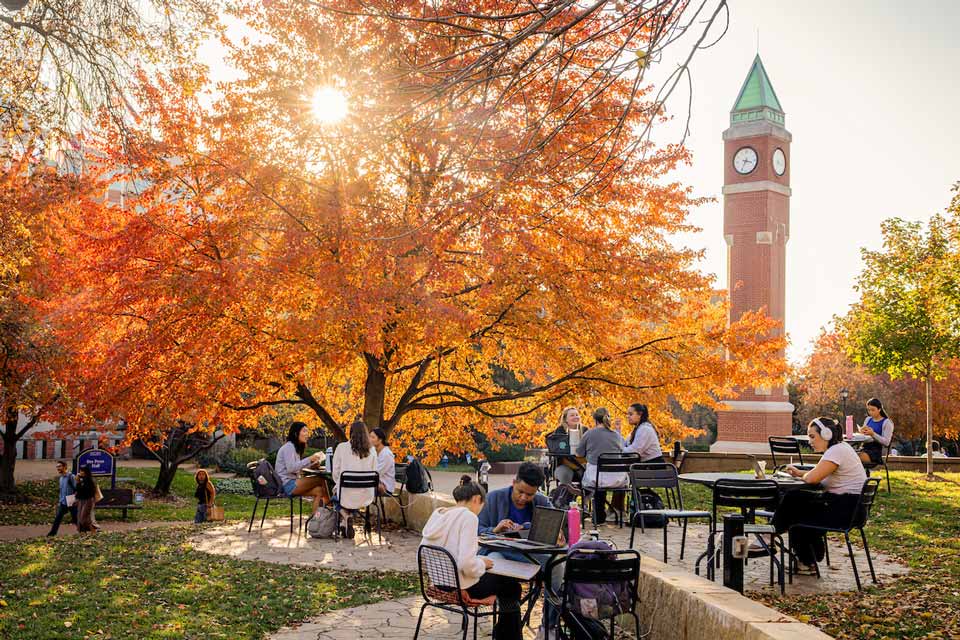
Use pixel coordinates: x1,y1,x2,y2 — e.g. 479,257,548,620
420,475,522,640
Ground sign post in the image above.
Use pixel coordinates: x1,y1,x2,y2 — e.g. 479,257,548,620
74,448,117,489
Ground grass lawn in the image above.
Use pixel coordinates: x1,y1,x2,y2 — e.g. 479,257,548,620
679,470,960,639
0,466,290,526
0,526,418,639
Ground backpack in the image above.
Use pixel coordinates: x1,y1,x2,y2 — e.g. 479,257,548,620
404,458,432,494
633,489,667,528
251,459,283,497
307,507,338,538
550,484,575,510
565,539,634,625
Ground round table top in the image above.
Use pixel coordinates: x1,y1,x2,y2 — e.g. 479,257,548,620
677,471,809,488
789,433,871,443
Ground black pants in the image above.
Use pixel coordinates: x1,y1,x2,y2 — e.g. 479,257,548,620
466,573,522,640
772,491,863,565
48,503,78,536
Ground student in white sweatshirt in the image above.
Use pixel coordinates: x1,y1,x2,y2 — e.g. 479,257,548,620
420,475,522,640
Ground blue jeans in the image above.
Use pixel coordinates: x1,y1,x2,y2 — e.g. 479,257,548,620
194,503,207,524
49,503,78,536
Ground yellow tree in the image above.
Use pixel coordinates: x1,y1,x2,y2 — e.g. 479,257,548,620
47,1,786,461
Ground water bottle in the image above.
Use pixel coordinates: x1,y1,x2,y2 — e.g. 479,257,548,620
567,502,581,545
325,446,334,467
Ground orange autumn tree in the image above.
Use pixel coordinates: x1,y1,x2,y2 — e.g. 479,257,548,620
48,1,785,461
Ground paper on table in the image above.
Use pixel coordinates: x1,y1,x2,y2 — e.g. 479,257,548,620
487,557,540,581
568,428,581,449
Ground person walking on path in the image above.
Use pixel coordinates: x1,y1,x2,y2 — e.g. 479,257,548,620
47,461,78,537
194,469,217,523
74,466,99,533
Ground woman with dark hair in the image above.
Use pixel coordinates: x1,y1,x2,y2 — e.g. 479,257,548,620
75,466,99,533
332,420,378,538
622,403,664,463
858,398,895,466
368,427,396,495
773,417,867,574
275,421,328,518
420,476,522,639
576,407,627,525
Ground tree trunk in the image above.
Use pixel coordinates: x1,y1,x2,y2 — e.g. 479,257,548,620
153,461,178,495
925,375,934,480
363,353,387,431
1,410,20,495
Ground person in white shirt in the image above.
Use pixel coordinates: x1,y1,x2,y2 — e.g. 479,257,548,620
369,427,396,495
274,422,327,518
622,403,664,463
773,417,868,574
931,441,948,458
332,420,378,538
420,476,522,640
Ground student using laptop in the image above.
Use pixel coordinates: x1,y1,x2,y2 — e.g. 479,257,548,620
478,462,552,535
546,406,585,485
421,476,522,639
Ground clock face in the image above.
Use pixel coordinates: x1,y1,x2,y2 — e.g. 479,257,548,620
733,147,758,175
773,148,786,176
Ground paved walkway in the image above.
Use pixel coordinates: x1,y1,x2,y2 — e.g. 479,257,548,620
0,519,189,542
189,514,908,640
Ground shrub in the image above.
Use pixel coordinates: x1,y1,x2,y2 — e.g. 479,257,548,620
219,447,265,475
484,444,526,463
213,478,253,495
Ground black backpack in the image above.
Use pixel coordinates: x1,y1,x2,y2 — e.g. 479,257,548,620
550,484,575,510
251,459,283,497
404,458,432,494
633,489,667,528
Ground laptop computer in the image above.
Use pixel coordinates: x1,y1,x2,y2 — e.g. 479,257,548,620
491,506,566,549
545,431,571,455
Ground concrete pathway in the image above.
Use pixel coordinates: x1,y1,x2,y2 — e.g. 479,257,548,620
0,519,190,542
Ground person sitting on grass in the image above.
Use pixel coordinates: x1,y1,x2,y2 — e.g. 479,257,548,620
773,417,867,575
332,420,378,538
421,475,522,640
47,460,77,537
275,421,328,519
194,469,217,524
477,461,551,535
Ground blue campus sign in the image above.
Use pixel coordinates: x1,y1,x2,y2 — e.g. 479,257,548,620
76,449,115,477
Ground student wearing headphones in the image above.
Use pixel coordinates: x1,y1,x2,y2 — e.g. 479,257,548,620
772,417,867,575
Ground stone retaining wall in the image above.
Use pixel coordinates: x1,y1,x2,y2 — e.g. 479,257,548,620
383,489,832,640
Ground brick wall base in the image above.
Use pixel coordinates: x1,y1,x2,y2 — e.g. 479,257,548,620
713,409,792,452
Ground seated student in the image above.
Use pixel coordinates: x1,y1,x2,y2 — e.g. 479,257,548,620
477,462,552,535
421,476,522,639
332,420,378,538
858,398,894,466
622,403,664,463
275,422,327,518
547,406,585,486
576,407,626,525
773,417,867,574
369,428,396,495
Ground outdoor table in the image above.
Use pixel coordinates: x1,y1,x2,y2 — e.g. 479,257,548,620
300,466,333,480
788,433,871,444
678,472,810,489
478,537,568,627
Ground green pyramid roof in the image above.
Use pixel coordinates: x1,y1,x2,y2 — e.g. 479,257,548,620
730,55,784,126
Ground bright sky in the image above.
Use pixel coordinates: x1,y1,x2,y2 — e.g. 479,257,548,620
655,0,960,363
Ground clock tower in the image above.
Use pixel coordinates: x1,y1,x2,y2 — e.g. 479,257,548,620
712,55,794,452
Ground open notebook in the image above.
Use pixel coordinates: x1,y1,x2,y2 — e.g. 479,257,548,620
487,557,540,581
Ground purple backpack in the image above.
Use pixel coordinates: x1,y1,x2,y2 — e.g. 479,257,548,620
566,540,634,620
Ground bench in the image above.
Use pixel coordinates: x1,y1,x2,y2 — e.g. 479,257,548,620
95,488,142,520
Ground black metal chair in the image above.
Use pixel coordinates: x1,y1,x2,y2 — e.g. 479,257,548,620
414,545,498,640
544,548,643,639
768,436,814,471
862,448,892,494
788,478,881,591
376,462,408,528
335,470,383,543
585,453,642,527
703,478,785,593
628,463,713,565
246,460,302,534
